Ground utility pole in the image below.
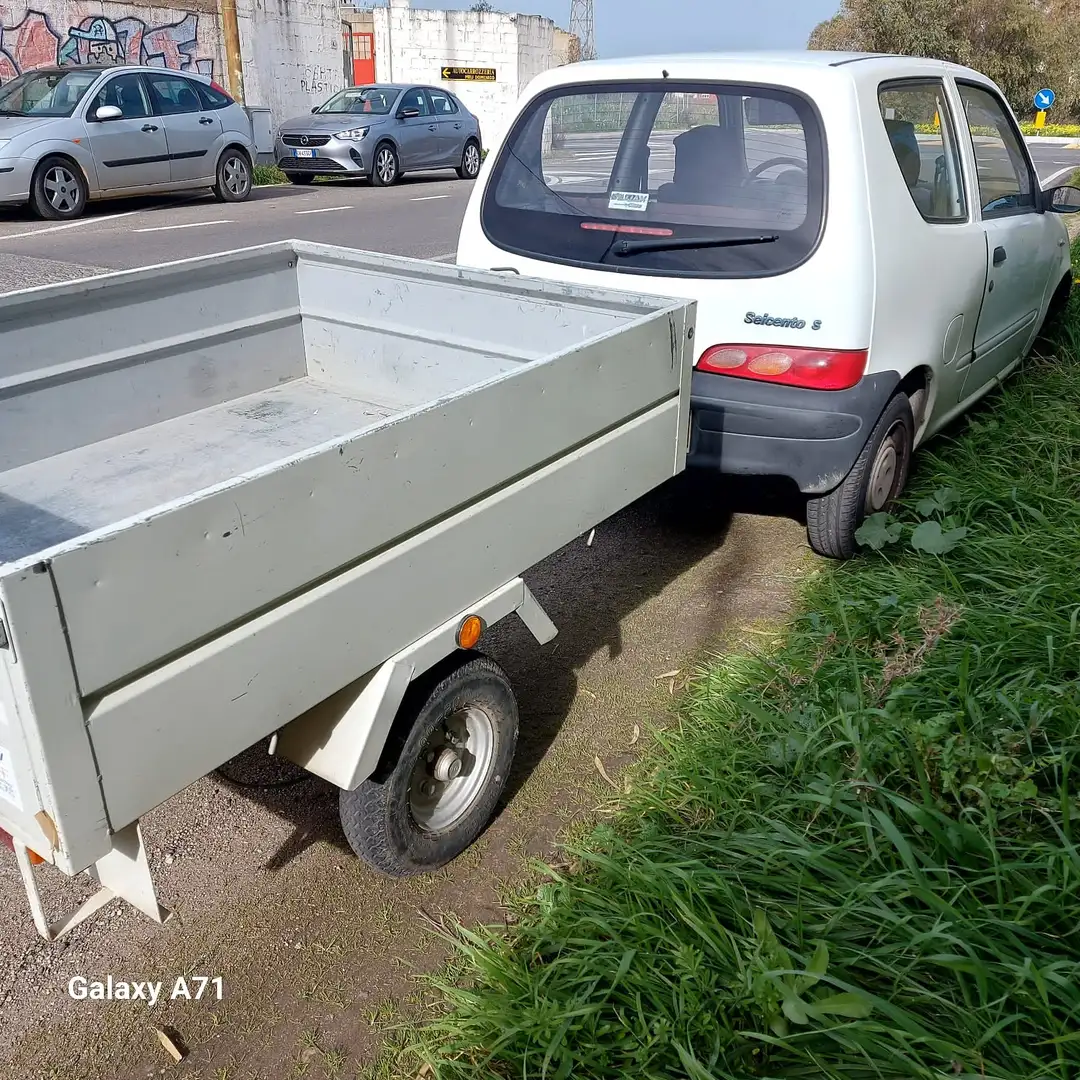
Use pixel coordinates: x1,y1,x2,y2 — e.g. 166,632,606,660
569,0,596,61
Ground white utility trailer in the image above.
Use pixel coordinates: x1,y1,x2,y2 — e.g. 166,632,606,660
0,240,695,939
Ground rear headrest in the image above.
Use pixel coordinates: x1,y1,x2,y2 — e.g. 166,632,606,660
884,118,920,188
672,124,745,184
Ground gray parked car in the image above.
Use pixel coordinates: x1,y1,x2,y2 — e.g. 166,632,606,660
0,65,255,220
275,84,482,187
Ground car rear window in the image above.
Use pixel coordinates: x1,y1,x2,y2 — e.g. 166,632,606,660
481,81,826,278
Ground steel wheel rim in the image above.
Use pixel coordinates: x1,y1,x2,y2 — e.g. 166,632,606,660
409,706,496,833
44,165,79,212
377,148,395,183
464,144,480,175
867,421,906,512
224,156,248,196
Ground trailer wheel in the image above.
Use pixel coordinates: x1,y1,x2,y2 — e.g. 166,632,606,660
339,654,518,876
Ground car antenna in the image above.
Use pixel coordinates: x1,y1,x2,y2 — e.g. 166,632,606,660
662,69,670,79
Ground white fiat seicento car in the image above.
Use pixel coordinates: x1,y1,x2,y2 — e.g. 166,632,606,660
456,52,1080,558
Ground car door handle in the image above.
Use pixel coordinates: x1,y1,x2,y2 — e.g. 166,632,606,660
993,246,1007,266
428,124,437,131
199,116,214,125
454,122,462,129
141,123,158,132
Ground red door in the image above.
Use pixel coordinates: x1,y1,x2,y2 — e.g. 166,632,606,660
351,32,375,86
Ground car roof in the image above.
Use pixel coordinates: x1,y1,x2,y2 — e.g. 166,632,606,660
540,50,991,86
22,64,213,81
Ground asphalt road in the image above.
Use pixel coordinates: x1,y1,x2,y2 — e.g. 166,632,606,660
0,170,473,292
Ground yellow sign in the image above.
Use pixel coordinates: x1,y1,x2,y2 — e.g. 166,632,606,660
1035,109,1047,128
441,65,496,82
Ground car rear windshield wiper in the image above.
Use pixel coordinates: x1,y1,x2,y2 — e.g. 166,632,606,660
612,234,780,256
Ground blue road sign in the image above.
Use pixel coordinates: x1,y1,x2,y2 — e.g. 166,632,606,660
1035,88,1056,110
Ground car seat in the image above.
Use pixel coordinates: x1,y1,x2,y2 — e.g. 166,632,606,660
656,124,748,204
175,86,199,112
884,118,932,214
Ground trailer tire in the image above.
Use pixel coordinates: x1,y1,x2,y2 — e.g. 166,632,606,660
339,653,518,876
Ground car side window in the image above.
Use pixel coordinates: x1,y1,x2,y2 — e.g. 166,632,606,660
400,88,430,116
196,82,233,111
429,89,457,115
146,75,202,117
91,73,151,121
877,80,966,223
956,82,1035,217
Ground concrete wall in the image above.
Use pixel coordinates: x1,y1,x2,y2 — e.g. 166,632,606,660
0,0,343,126
371,4,560,151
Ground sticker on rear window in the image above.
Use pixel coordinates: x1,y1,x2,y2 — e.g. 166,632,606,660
608,190,650,213
0,744,22,811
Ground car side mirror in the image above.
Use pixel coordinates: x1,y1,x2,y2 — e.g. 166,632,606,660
398,107,421,119
311,106,319,114
1045,183,1080,214
93,105,123,121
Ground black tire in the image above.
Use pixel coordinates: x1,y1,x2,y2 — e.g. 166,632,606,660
457,139,482,180
371,142,400,187
805,391,915,560
339,653,518,876
213,148,252,202
1040,273,1073,336
29,156,88,221
286,172,315,185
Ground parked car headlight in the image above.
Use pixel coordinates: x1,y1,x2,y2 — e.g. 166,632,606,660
335,127,369,141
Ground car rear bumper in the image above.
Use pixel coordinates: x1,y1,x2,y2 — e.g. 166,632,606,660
274,136,370,175
687,369,902,495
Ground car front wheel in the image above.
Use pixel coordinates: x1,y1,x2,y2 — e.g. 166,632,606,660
213,149,252,202
805,391,914,560
30,156,88,220
371,143,400,187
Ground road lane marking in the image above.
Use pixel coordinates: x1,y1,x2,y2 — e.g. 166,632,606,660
134,220,235,233
294,205,353,215
411,194,450,201
0,208,140,241
431,252,456,262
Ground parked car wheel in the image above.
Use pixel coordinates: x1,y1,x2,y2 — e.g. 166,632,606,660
286,172,315,185
1039,273,1073,336
213,148,252,203
371,142,400,187
457,139,482,180
29,156,88,221
805,391,914,560
339,653,518,876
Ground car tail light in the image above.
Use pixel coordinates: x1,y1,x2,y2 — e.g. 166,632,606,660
697,344,868,391
0,827,44,864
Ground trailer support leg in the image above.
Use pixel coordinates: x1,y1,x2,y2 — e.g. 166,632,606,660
15,822,169,941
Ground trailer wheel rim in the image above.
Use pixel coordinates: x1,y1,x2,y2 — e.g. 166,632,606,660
377,148,396,183
409,706,496,833
464,143,480,176
43,165,80,213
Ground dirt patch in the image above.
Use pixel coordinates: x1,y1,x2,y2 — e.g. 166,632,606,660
0,474,809,1080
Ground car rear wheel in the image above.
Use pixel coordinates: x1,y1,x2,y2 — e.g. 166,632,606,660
371,143,400,187
286,172,315,185
457,140,482,180
805,391,914,560
213,148,252,202
30,156,88,221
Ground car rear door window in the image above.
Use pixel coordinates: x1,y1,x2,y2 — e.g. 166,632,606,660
481,82,825,278
877,80,966,223
146,74,202,116
196,82,233,110
429,89,458,115
956,82,1036,217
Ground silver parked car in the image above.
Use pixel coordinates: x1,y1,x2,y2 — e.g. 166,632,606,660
0,65,255,220
274,84,482,187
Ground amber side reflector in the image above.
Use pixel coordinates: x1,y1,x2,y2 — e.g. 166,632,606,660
456,615,484,650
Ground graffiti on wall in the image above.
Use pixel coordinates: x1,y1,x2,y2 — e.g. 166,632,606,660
0,8,213,83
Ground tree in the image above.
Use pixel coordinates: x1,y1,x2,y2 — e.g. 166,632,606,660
807,0,1078,117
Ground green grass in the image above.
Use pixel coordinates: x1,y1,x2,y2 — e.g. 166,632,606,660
253,163,287,186
414,275,1080,1076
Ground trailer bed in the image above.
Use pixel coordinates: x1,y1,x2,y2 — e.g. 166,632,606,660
0,241,694,883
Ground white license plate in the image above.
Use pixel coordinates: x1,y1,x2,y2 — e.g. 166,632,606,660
292,148,315,159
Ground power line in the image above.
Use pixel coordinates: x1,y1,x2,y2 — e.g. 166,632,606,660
569,0,596,61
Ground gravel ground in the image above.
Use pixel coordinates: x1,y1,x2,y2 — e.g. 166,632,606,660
0,252,106,292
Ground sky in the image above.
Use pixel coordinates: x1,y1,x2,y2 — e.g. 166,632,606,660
365,1,843,58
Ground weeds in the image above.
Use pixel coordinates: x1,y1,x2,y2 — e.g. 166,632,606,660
253,163,287,186
414,293,1080,1074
